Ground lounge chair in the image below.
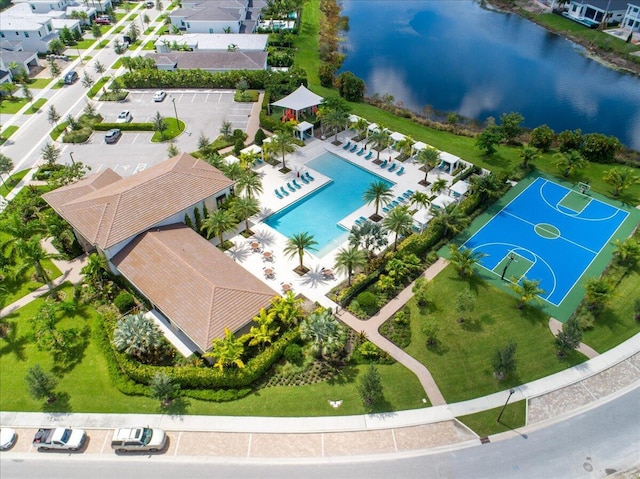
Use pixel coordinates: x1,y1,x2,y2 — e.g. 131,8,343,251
412,225,421,233
359,216,367,223
280,186,289,196
305,172,314,181
342,141,351,150
287,182,296,192
292,179,302,189
275,189,283,199
388,163,397,172
391,200,399,207
354,218,363,225
396,166,405,175
403,191,412,198
349,144,358,153
364,151,373,160
382,206,390,213
406,189,414,195
357,147,365,156
301,175,309,184
397,196,406,202
380,160,388,168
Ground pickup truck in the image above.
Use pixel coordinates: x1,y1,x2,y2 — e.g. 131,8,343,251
32,427,86,451
111,427,166,453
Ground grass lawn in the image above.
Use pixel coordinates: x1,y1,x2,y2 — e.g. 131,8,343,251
0,125,19,145
0,98,28,114
151,118,185,142
457,400,526,437
142,39,156,50
97,39,109,49
0,259,62,310
87,76,111,99
27,78,54,89
110,58,123,69
0,168,28,197
24,98,47,114
0,283,425,415
400,265,586,403
49,121,70,141
115,25,125,33
75,38,97,49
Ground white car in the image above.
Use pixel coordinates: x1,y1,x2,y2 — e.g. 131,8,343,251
0,428,17,450
116,110,132,123
153,90,167,102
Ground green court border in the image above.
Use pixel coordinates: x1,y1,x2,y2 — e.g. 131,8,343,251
441,172,640,322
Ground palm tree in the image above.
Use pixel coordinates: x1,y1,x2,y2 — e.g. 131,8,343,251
235,171,263,198
113,313,164,361
222,161,244,181
603,167,640,197
271,128,296,169
416,147,440,184
509,277,545,309
362,181,394,218
430,203,468,239
299,310,347,360
231,195,260,233
409,191,430,211
583,277,614,312
201,208,237,246
322,108,349,143
613,238,640,266
449,244,486,278
554,150,587,177
333,246,367,285
14,238,63,297
349,220,388,261
0,212,44,261
283,231,318,271
469,173,503,205
430,178,448,195
81,252,108,290
203,327,245,371
352,117,369,140
367,128,390,161
519,145,539,168
396,135,414,159
382,206,413,250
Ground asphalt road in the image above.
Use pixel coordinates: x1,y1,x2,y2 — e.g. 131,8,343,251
2,387,638,479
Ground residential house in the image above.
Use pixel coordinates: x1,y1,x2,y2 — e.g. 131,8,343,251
0,4,59,53
42,153,277,354
565,0,629,24
0,40,41,81
13,0,109,15
623,2,640,32
154,33,268,53
146,49,268,72
169,0,261,33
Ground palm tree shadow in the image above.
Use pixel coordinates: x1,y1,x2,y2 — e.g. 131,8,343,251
42,391,72,413
298,265,332,288
0,324,29,361
161,396,190,416
326,365,358,385
225,243,251,263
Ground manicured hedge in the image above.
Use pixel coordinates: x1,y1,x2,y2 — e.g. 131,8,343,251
93,122,154,131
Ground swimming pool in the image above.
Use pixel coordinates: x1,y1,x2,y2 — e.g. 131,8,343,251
266,152,394,257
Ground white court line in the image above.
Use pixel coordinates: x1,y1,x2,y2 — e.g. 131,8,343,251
539,178,623,222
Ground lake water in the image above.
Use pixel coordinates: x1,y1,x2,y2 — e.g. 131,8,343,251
340,0,640,150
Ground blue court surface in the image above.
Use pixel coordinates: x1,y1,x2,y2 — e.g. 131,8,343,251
462,177,629,306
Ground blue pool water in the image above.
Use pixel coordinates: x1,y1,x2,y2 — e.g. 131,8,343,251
266,152,394,257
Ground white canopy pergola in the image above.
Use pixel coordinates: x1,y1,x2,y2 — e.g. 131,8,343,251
411,141,427,157
390,131,406,149
295,121,314,140
271,85,324,120
437,152,462,174
224,154,240,165
240,144,263,161
366,123,379,137
450,180,470,198
431,194,456,210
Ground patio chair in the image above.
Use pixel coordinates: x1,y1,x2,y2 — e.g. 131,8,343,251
406,189,414,195
397,196,406,202
301,175,309,184
390,200,399,207
305,172,314,181
357,147,365,156
275,189,283,199
342,141,351,150
350,144,358,153
292,179,302,189
287,182,296,192
402,191,412,198
280,186,289,196
364,151,373,160
354,218,363,225
359,216,367,223
382,206,390,213
396,166,405,175
380,160,388,168
388,163,397,173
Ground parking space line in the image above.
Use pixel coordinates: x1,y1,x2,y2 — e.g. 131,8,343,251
133,163,147,174
173,431,182,456
132,133,140,144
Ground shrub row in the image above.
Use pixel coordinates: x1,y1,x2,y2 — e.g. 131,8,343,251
93,122,154,131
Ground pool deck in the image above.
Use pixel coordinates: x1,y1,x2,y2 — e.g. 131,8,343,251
224,130,469,308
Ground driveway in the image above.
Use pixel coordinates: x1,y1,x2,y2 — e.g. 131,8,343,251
60,89,253,176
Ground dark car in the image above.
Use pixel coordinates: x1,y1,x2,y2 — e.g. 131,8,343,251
63,71,78,85
105,128,122,144
146,1,155,8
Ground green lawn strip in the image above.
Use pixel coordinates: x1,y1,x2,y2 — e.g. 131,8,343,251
0,258,62,309
24,98,47,114
75,38,97,49
26,78,54,89
0,98,28,114
0,168,28,197
142,39,156,50
457,400,526,437
97,39,109,49
115,25,125,33
582,267,640,353
116,13,127,21
294,0,321,85
401,265,586,403
49,121,70,141
110,58,123,70
87,76,111,99
151,118,185,142
0,125,19,145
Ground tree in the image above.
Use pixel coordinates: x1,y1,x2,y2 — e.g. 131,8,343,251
499,111,524,143
416,146,440,184
21,83,33,111
468,172,503,205
197,132,211,151
235,170,263,198
299,309,347,360
349,220,388,261
113,39,126,55
337,71,365,102
430,203,468,239
333,246,366,286
201,208,237,246
554,150,587,178
47,105,61,128
519,145,538,169
83,101,97,117
0,154,14,189
509,277,545,309
167,141,179,158
556,317,583,356
583,277,614,313
48,59,61,78
603,167,640,197
284,231,318,271
613,237,640,267
529,124,555,152
271,128,296,169
270,292,304,327
322,107,349,143
231,195,260,233
153,111,168,139
94,60,106,80
91,23,102,39
557,129,583,152
362,180,393,218
455,289,476,322
476,125,503,155
0,213,44,261
367,127,390,161
430,178,448,195
113,313,164,361
14,238,64,297
449,245,485,278
492,340,517,381
581,133,621,164
49,38,65,55
421,318,439,347
80,72,93,89
219,120,233,139
127,23,140,43
412,277,430,307
248,309,279,350
203,327,245,371
382,205,413,250
25,364,58,403
81,252,109,290
358,365,383,409
41,142,61,166
150,372,180,407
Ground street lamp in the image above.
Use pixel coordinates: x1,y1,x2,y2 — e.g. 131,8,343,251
497,388,515,423
69,151,76,165
171,96,181,131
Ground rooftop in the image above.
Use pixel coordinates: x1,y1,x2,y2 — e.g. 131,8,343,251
154,33,268,51
146,50,267,71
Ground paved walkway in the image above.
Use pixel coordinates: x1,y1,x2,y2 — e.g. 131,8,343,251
548,317,599,359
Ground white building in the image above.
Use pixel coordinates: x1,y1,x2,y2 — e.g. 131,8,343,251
154,33,268,52
169,0,262,33
0,40,41,82
622,2,640,32
13,0,110,14
0,4,59,53
565,0,629,25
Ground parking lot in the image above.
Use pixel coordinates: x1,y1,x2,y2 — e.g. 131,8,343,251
62,90,253,176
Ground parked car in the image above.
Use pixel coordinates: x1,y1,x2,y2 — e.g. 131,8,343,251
32,427,86,451
63,71,78,85
111,427,166,453
95,16,111,25
153,90,166,102
146,1,155,8
116,110,132,123
0,428,17,450
105,128,122,144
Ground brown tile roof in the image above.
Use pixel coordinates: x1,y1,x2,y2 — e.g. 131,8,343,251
111,224,277,351
42,153,234,250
